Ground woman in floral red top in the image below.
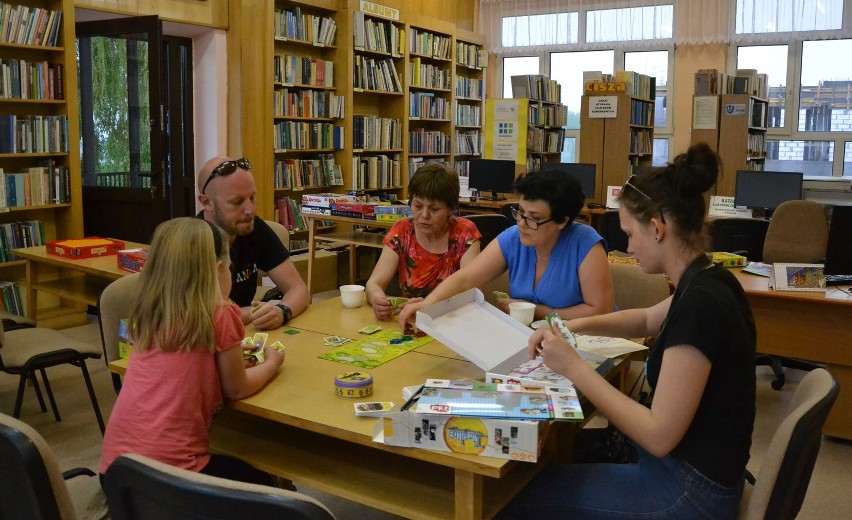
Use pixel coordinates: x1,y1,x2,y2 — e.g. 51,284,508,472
366,163,482,320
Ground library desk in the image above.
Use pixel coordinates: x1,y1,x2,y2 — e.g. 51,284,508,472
458,197,611,231
12,242,146,325
733,269,852,440
304,214,393,299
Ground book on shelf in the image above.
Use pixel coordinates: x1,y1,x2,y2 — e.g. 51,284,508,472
769,263,826,292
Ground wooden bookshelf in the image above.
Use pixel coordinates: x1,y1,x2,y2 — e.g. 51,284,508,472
452,30,486,180
0,0,83,321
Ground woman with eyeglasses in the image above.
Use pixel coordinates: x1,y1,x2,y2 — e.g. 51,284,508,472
366,163,482,320
398,169,613,328
496,143,756,519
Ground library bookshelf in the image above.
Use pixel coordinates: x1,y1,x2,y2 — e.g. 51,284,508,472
452,31,486,180
0,0,83,325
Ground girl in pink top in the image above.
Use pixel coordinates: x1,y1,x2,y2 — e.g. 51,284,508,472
99,217,284,484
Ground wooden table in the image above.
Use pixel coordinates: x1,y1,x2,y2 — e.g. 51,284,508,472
12,242,146,324
733,269,852,440
304,214,393,298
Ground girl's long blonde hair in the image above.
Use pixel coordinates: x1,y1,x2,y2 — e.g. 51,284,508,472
129,217,230,353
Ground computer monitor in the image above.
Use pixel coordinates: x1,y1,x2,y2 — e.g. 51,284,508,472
468,159,516,201
539,162,597,201
734,170,803,215
824,205,852,276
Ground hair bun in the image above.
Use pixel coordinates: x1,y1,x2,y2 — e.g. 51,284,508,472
674,142,718,197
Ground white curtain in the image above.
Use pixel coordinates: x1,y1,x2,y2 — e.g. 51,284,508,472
482,0,852,55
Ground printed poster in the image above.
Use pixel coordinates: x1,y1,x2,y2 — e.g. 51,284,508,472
484,98,528,164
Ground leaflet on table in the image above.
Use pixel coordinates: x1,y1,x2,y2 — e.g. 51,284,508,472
408,378,584,421
769,263,826,292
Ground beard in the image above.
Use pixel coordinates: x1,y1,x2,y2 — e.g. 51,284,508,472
213,206,254,237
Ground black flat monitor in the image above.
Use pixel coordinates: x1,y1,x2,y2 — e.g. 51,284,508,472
468,159,516,201
734,170,803,215
540,162,596,201
824,205,852,276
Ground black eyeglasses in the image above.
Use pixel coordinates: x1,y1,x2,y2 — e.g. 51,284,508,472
201,158,251,194
622,175,651,202
510,206,553,230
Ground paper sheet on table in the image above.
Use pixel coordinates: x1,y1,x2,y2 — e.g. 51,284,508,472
576,335,647,358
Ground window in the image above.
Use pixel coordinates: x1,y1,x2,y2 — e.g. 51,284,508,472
737,45,787,129
843,142,852,177
799,40,852,132
736,0,843,34
653,138,670,166
767,139,835,176
550,50,614,130
501,12,577,47
502,56,540,97
586,5,673,43
625,50,670,129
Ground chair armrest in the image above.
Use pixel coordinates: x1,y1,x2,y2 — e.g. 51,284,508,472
63,467,97,480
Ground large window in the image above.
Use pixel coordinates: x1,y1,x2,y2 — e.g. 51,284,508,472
737,45,787,129
502,12,577,47
550,50,614,130
625,50,670,130
799,40,852,132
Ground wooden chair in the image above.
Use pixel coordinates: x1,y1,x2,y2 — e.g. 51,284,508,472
98,273,142,394
609,262,670,311
740,368,838,520
0,411,97,520
0,322,105,435
104,453,336,520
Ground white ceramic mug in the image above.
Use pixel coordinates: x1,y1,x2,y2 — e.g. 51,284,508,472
508,301,536,326
340,284,365,308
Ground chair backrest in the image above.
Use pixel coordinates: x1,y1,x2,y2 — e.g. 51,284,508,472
762,201,828,264
98,273,142,366
465,214,513,248
104,454,336,520
498,203,516,221
745,368,839,520
0,412,77,520
709,217,770,262
264,219,292,250
600,210,628,253
609,263,670,311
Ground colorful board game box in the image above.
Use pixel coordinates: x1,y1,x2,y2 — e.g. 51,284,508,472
117,248,149,273
46,237,125,259
708,251,747,268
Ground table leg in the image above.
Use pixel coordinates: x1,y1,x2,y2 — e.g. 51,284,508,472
25,259,37,320
349,244,356,284
307,218,317,301
454,469,483,520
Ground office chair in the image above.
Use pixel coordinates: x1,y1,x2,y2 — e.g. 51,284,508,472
709,217,770,262
739,368,838,520
498,203,516,221
600,210,628,252
0,411,98,520
98,273,142,394
609,263,671,312
758,200,829,389
104,453,336,520
0,320,105,435
465,213,513,248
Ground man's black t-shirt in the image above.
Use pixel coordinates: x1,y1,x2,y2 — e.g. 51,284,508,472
646,256,756,488
197,213,289,307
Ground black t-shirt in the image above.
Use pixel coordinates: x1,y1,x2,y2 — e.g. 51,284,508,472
646,256,756,487
196,213,289,307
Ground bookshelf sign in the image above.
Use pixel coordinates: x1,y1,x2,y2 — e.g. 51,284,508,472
360,1,399,20
588,96,617,119
724,103,746,117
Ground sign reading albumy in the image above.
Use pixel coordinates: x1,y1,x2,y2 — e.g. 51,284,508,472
360,1,399,20
588,96,618,119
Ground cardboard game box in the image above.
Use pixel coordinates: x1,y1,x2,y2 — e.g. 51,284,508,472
708,251,747,268
46,237,125,259
117,248,149,273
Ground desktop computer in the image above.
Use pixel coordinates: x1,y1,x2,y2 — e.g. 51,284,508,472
824,205,852,286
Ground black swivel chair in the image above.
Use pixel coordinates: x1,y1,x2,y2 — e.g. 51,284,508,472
466,214,513,248
708,217,770,262
600,210,628,252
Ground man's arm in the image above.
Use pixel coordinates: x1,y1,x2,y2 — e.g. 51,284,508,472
249,259,310,330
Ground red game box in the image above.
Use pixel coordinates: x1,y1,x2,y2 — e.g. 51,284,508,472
117,248,149,273
46,237,126,259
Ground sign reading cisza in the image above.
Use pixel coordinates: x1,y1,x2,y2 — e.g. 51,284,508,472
360,1,400,20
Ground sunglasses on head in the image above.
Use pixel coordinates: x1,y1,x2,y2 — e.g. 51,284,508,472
201,158,251,194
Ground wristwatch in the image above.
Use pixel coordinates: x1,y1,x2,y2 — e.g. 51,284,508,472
277,304,293,325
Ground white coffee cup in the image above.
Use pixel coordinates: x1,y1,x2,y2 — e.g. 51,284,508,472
340,284,365,308
509,301,536,326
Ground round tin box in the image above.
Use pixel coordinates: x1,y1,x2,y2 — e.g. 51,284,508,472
334,371,374,399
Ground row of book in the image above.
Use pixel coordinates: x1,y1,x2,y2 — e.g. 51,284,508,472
455,76,483,100
615,70,656,100
353,12,405,55
455,130,482,155
630,99,654,126
408,58,451,90
456,42,488,69
354,56,402,93
353,115,402,150
352,154,401,190
273,8,336,46
527,127,565,154
273,154,343,190
629,128,653,155
0,280,22,316
0,59,63,101
747,133,767,157
0,3,62,47
273,55,334,88
409,129,451,154
276,196,306,232
273,122,343,151
273,88,343,119
695,68,769,98
511,74,561,103
0,114,68,154
455,104,481,126
454,160,471,177
0,219,44,263
409,92,448,119
0,164,70,208
529,103,567,127
409,28,451,59
408,157,446,178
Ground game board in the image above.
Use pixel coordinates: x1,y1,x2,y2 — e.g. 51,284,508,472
318,329,434,369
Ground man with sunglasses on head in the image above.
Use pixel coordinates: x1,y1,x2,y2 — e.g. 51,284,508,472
197,156,309,330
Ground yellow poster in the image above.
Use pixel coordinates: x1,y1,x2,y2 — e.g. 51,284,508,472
484,98,528,164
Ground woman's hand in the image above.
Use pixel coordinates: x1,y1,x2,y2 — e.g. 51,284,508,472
527,323,583,377
262,345,285,369
397,300,426,331
371,294,393,321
